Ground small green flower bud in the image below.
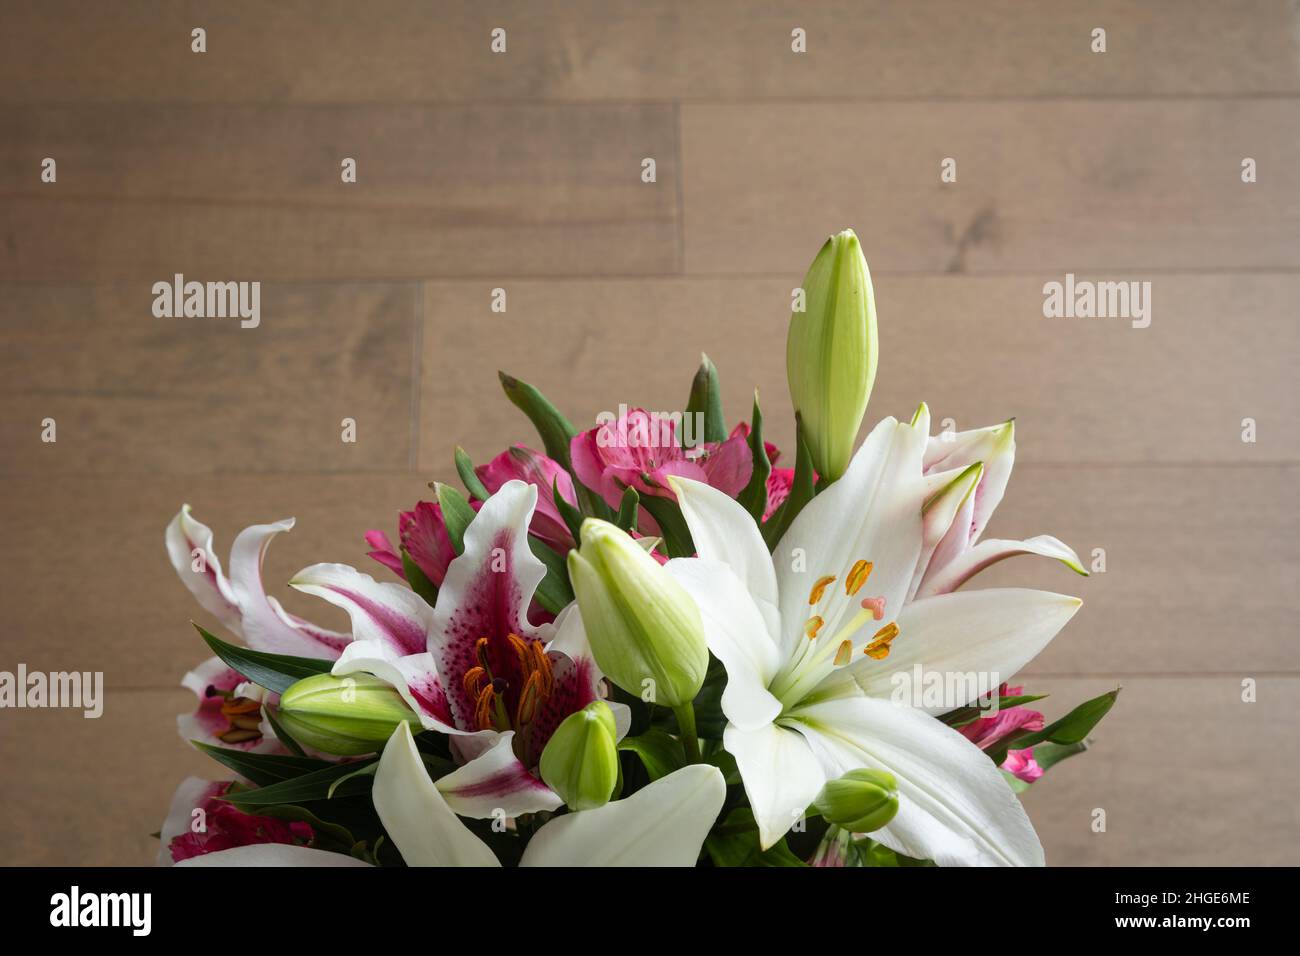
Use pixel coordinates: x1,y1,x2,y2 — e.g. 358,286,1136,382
814,768,899,833
538,700,620,811
277,673,421,756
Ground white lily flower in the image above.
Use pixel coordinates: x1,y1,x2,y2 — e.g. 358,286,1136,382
179,723,727,868
664,407,1083,865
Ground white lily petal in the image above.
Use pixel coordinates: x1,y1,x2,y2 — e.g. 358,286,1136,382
917,535,1088,598
668,475,778,607
723,722,827,850
909,462,983,601
791,695,1044,866
924,419,1015,543
824,588,1082,713
373,723,501,867
165,505,243,636
292,562,432,658
665,557,782,731
331,640,458,734
228,520,350,657
520,764,726,866
436,731,563,818
174,844,372,867
773,415,927,661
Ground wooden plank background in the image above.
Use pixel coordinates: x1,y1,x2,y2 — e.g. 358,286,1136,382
1,1,1296,866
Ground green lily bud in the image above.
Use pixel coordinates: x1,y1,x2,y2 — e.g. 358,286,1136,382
786,228,878,482
567,518,708,707
814,768,899,833
277,673,421,756
538,700,620,810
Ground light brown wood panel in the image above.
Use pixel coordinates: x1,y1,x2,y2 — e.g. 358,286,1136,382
1021,677,1299,865
0,104,678,280
1,1,1296,103
421,275,1300,465
681,100,1300,274
0,688,215,866
0,473,438,688
0,282,417,475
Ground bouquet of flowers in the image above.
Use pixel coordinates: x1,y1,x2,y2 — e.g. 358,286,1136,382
159,230,1117,867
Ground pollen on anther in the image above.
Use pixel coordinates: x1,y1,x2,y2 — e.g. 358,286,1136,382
808,575,837,605
845,560,874,596
863,621,900,660
833,640,853,666
804,615,825,639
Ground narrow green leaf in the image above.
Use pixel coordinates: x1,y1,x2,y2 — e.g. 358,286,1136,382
761,417,816,550
638,492,696,558
454,446,491,501
498,371,578,469
196,624,332,695
617,728,687,782
553,477,585,544
737,392,772,522
614,486,640,532
432,481,476,554
986,688,1120,766
400,547,439,607
246,803,357,850
194,742,331,787
528,535,574,614
218,757,379,806
684,353,727,444
263,706,307,757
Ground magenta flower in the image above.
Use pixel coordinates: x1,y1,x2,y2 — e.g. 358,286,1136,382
158,778,314,865
366,500,463,588
958,684,1047,784
571,407,752,513
475,445,578,553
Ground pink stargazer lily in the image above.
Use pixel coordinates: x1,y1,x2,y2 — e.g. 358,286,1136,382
571,407,752,513
166,506,357,753
290,480,628,819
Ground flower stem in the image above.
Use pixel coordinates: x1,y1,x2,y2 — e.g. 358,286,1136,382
674,702,701,763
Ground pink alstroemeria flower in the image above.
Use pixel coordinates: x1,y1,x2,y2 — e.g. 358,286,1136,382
290,480,629,819
157,777,314,865
476,445,578,553
571,407,752,513
365,500,462,587
958,684,1047,785
166,506,360,753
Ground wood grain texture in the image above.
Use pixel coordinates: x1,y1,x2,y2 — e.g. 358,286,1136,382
681,100,1300,274
0,282,417,474
1020,677,1300,865
421,275,1300,466
2,1,1296,103
0,104,678,280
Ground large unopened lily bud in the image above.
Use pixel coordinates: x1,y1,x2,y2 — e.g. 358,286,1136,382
786,229,878,482
814,768,899,833
277,673,421,756
539,700,619,810
567,518,708,707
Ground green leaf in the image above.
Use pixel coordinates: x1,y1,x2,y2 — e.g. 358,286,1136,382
432,481,476,554
454,446,491,502
1034,738,1089,772
194,742,331,787
528,535,574,614
617,728,687,782
400,547,439,607
195,624,332,695
638,492,695,558
553,477,585,544
736,392,772,522
247,803,357,850
498,371,579,470
986,688,1120,766
762,417,816,551
704,808,808,867
685,353,727,444
218,757,379,807
262,706,307,757
614,486,640,533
